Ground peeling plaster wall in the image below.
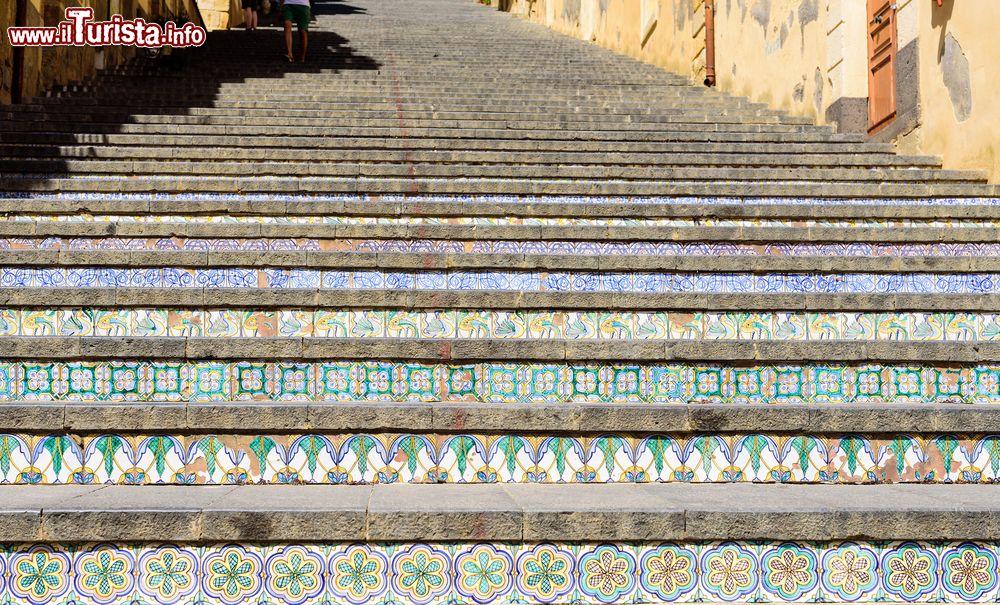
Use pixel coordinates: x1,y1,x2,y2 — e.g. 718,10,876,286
499,0,833,122
1,0,206,105
712,0,828,121
498,0,700,85
915,0,1000,182
496,0,999,182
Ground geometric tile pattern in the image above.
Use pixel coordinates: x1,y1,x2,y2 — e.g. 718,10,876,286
2,432,998,485
1,541,999,604
5,237,1000,257
2,308,999,341
2,268,999,293
0,361,993,404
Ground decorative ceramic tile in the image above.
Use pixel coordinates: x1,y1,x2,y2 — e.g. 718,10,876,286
3,237,999,258
3,268,1000,293
1,541,999,604
1,432,998,485
2,308,997,341
0,361,990,404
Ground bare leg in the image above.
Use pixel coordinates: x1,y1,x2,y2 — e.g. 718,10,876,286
250,10,258,29
299,29,308,62
284,21,295,60
244,7,253,29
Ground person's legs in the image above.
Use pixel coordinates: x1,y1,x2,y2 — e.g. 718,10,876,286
285,5,309,62
298,29,308,62
250,8,258,30
244,6,252,29
283,19,294,60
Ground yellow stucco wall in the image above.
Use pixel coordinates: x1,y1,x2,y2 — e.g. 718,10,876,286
197,0,246,31
1,0,206,105
914,0,1000,182
502,0,699,84
500,0,1000,182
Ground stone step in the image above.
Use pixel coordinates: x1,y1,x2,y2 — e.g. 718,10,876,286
0,146,941,167
8,196,995,220
0,122,830,137
29,97,764,113
2,221,999,243
36,90,800,107
2,484,998,542
3,246,1000,271
2,403,999,485
1,161,980,183
0,130,876,146
0,307,996,344
11,99,772,115
31,85,755,100
1,113,811,130
3,111,804,128
0,336,992,363
3,401,994,436
3,484,1000,605
3,177,994,197
0,357,987,405
9,196,996,218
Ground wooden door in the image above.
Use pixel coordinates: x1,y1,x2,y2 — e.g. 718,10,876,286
867,0,897,134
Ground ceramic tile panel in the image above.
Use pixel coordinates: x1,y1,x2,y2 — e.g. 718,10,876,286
0,432,997,485
3,268,1000,293
0,541,998,604
3,308,999,341
0,361,991,404
4,237,999,257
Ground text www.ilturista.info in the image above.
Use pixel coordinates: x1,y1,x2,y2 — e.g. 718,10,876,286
6,7,206,48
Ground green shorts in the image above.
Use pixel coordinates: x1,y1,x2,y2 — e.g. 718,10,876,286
282,4,310,30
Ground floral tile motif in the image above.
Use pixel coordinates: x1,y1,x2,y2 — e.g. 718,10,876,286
0,541,998,604
3,268,1000,293
0,361,990,404
0,432,997,485
1,308,998,341
4,237,1000,258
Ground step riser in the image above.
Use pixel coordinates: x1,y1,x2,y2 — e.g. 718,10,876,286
0,267,997,295
0,132,879,146
0,540,995,604
0,308,997,343
2,162,977,183
0,430,994,484
0,359,990,403
2,149,940,167
3,181,994,198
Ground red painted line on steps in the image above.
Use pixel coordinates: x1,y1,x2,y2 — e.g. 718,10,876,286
388,62,419,194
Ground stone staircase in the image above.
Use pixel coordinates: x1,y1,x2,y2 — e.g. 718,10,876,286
3,0,1000,603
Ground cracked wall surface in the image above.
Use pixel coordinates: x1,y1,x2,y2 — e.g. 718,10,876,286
497,0,1000,182
916,0,999,182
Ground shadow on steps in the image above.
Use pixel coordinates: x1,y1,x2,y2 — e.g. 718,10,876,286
0,0,381,193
